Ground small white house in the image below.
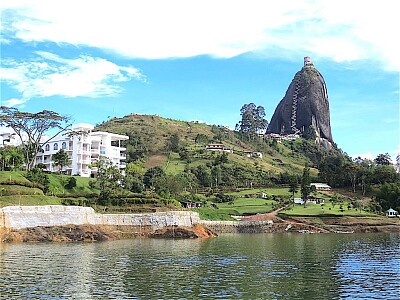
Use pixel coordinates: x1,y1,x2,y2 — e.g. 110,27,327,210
245,151,263,159
386,208,398,218
311,183,331,191
294,198,303,204
205,143,233,153
294,197,324,205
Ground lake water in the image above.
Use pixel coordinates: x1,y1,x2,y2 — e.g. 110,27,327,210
1,233,399,299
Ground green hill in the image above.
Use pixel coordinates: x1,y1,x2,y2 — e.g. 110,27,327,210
95,114,328,181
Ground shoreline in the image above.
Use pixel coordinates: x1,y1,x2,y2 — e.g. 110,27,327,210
0,205,398,243
1,216,398,243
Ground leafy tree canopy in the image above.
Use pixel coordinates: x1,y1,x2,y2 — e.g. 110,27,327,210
0,107,71,170
235,103,268,139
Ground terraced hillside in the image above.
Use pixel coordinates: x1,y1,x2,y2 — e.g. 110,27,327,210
95,114,327,180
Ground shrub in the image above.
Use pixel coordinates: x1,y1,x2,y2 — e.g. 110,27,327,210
65,177,77,189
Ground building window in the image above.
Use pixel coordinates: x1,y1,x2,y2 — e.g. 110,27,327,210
54,143,58,151
62,142,67,150
45,144,50,151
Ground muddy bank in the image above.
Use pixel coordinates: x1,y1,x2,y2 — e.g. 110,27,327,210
149,224,217,239
0,224,215,243
282,216,400,233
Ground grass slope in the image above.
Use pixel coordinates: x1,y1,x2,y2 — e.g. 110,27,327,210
95,114,316,176
0,171,99,208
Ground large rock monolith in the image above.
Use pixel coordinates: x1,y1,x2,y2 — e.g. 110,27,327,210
267,57,333,147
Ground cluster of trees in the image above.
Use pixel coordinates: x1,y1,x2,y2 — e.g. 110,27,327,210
0,146,24,171
235,103,268,140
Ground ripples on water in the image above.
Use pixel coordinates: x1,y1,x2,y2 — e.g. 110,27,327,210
0,233,399,299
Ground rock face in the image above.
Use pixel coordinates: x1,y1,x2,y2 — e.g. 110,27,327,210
267,57,333,144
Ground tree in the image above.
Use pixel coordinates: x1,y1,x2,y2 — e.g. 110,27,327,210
376,182,400,211
143,167,165,189
123,162,145,193
329,193,340,208
211,165,222,187
0,107,71,170
374,153,391,165
0,145,24,171
288,174,299,205
65,177,77,189
195,134,209,145
235,103,268,140
301,165,315,207
51,149,70,173
25,167,50,193
166,133,180,152
193,165,211,187
94,159,124,205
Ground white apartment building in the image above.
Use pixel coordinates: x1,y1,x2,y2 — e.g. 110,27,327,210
35,123,128,177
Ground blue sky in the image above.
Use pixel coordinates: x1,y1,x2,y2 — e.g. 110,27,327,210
1,0,399,161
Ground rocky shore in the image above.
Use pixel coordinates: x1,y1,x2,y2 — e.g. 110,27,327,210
1,216,398,243
0,224,216,243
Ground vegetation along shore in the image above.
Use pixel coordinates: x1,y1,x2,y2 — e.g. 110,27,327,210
0,106,399,242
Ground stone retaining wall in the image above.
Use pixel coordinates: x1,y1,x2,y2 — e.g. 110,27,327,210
199,220,273,233
0,206,200,230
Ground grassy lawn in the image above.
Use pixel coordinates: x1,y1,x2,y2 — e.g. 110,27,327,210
218,197,277,215
0,171,31,183
193,208,237,221
47,174,98,195
194,197,278,220
280,202,376,216
0,195,62,207
227,187,293,197
0,184,44,196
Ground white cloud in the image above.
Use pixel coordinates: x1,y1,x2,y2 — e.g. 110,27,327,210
1,0,399,70
352,152,375,161
0,52,145,105
2,98,27,107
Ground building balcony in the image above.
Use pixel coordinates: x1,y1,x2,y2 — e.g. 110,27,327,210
76,150,90,155
78,159,91,164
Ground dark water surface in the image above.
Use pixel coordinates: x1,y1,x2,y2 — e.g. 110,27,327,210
1,233,399,299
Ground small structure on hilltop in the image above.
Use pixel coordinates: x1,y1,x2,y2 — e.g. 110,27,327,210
386,208,398,218
205,143,233,153
245,151,263,159
181,202,203,209
258,192,268,199
311,183,331,191
294,197,325,205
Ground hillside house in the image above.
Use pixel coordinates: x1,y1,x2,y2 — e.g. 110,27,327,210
245,151,263,159
311,183,331,191
181,202,203,208
294,197,325,205
205,143,233,153
258,192,268,199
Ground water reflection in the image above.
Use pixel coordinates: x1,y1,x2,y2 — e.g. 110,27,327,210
0,233,399,299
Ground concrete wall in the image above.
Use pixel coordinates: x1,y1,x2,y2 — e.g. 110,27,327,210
0,206,200,230
199,220,273,234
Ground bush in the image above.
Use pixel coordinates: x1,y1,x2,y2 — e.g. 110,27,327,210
65,177,77,189
214,192,236,203
25,168,49,193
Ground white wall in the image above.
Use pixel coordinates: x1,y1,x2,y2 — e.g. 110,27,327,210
0,206,200,229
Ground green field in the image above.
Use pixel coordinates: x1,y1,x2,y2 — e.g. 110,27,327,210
0,195,62,207
47,174,98,195
0,171,31,183
280,202,376,216
217,197,277,215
